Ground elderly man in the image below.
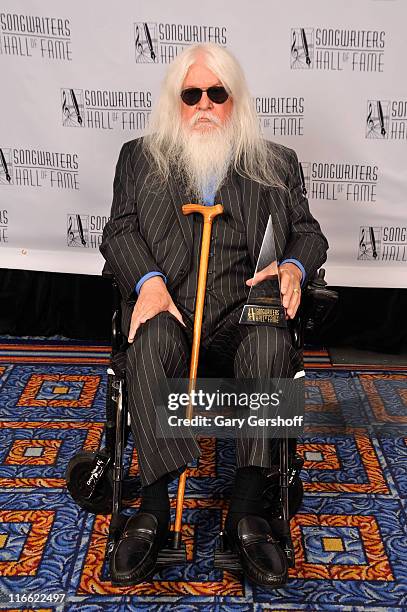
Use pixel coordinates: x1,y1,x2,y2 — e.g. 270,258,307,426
100,43,328,586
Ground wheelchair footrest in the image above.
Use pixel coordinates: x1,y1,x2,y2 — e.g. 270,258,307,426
213,532,243,573
105,513,128,562
280,537,295,568
269,518,296,568
213,526,295,571
156,532,187,567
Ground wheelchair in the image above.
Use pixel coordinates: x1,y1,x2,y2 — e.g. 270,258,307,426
65,266,338,572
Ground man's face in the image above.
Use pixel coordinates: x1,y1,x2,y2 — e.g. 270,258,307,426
180,60,233,133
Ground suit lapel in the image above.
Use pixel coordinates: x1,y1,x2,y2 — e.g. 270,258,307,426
167,173,193,254
238,174,269,269
167,169,271,268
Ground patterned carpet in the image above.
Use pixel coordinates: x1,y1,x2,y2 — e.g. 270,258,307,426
0,339,406,611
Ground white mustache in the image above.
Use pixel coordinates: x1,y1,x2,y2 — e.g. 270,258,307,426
189,112,222,127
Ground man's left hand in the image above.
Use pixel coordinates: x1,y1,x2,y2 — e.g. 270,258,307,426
278,262,302,319
246,260,302,320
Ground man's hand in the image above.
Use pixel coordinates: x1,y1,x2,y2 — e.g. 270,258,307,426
278,262,302,319
245,260,279,287
128,276,185,343
245,260,302,319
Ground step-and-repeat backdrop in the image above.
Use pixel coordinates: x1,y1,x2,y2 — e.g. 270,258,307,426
1,0,406,286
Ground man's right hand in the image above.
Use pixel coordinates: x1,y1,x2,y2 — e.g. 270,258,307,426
128,276,185,343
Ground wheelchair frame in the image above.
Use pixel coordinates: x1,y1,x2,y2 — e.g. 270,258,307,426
65,267,338,573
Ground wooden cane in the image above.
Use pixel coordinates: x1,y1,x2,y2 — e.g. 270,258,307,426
172,203,224,548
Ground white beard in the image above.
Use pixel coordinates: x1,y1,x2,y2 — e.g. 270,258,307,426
177,114,234,202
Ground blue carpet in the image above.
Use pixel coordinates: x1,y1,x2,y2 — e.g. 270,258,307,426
0,341,406,611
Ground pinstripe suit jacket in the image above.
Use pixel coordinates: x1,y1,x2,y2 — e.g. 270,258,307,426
100,137,329,322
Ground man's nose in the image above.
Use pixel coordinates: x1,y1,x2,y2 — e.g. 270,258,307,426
197,92,213,110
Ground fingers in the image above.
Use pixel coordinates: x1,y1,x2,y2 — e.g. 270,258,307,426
248,267,301,317
138,307,156,325
246,268,267,287
279,270,301,318
128,301,186,343
286,289,301,319
128,305,156,343
168,303,186,327
280,268,293,297
128,281,179,342
246,271,265,287
128,316,141,343
247,261,279,287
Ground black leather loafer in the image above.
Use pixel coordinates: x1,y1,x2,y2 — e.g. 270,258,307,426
234,515,288,587
109,512,168,585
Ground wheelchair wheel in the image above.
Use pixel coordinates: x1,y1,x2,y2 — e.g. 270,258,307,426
66,451,113,514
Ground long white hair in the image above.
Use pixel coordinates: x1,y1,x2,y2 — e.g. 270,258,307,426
143,43,285,188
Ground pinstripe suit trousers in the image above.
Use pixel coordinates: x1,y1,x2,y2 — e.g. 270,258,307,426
126,301,302,487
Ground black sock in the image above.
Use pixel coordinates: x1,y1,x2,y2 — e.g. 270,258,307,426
224,466,269,541
139,473,170,544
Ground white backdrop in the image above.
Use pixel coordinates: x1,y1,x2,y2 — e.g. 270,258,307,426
1,0,406,287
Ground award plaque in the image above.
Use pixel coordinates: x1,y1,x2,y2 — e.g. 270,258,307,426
240,215,287,327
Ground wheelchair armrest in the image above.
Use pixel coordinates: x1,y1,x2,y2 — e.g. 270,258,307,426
101,266,125,354
102,263,113,280
288,268,338,350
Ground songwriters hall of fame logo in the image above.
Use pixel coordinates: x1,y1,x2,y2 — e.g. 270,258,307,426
0,148,13,184
134,21,227,63
67,214,88,247
67,213,107,248
299,161,378,203
60,87,151,130
291,28,314,69
61,89,84,127
135,22,157,63
366,99,407,140
291,28,385,72
366,100,390,138
358,226,381,260
358,225,407,261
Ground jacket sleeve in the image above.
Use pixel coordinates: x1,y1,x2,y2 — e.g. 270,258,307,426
100,141,165,301
281,149,329,282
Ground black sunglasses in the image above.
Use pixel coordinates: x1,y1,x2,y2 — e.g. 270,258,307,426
180,86,229,106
